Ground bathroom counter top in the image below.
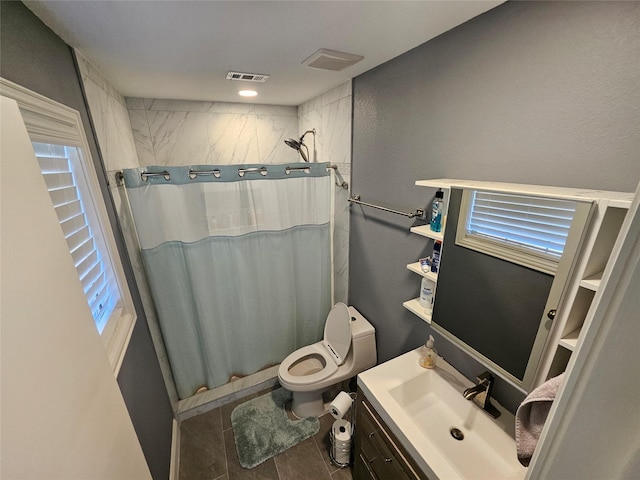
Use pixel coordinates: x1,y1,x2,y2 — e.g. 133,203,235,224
357,349,527,480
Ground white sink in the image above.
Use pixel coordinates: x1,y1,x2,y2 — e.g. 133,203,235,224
358,349,527,480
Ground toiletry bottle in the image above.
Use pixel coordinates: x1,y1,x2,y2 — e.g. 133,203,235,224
419,256,432,273
419,277,435,310
431,241,442,273
419,335,438,369
430,189,444,232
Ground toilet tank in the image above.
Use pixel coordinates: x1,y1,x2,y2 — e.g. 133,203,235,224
348,306,375,339
347,306,377,370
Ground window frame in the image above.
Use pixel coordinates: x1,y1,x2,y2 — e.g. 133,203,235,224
456,188,593,275
1,77,136,375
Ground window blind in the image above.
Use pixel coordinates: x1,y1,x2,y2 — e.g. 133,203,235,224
467,191,578,260
33,142,117,331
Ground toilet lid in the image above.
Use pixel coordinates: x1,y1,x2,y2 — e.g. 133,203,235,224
322,302,351,366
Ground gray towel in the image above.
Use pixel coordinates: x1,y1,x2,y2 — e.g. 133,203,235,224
515,373,565,467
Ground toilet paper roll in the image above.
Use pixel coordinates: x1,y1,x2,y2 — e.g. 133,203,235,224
332,419,352,443
330,391,352,419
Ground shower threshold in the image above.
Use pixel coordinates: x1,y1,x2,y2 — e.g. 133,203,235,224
176,365,280,421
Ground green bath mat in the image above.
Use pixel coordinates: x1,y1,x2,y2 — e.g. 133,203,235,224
231,388,319,469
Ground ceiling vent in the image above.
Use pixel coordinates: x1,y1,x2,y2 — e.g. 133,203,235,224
302,49,364,71
226,71,270,82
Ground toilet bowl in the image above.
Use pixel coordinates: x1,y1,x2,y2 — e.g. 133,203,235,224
278,303,376,418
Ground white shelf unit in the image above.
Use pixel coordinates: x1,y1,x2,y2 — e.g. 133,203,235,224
412,179,633,386
406,262,438,283
409,225,444,242
558,328,580,351
404,187,448,325
540,203,631,380
402,298,432,324
405,264,437,325
579,274,602,291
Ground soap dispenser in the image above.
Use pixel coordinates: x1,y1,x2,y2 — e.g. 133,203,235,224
419,335,437,369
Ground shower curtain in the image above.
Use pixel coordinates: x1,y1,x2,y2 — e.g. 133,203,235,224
123,163,332,399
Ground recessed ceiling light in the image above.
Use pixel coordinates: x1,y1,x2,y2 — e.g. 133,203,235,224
239,90,258,97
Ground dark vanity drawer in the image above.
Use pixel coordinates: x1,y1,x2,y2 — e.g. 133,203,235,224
354,392,428,480
358,403,410,479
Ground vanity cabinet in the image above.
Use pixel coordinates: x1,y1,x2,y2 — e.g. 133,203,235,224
407,179,633,388
354,389,429,480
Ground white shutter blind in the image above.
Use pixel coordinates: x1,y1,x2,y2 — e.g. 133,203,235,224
3,76,136,373
33,142,116,329
467,191,578,260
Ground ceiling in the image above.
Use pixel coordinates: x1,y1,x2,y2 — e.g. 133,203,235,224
24,1,503,106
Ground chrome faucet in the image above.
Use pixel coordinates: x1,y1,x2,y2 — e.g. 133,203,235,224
463,371,501,418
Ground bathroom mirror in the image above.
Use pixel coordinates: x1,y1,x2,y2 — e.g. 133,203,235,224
431,188,593,393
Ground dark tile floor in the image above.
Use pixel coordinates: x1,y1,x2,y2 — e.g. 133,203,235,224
179,387,354,480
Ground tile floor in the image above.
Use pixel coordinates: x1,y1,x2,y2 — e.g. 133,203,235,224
179,386,354,480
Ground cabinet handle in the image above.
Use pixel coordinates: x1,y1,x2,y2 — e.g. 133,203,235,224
547,309,557,320
369,432,375,438
385,458,393,463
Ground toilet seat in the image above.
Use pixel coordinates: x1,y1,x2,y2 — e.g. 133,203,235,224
278,344,338,386
279,302,352,387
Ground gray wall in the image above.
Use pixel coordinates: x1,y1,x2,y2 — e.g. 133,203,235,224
350,0,640,411
0,3,174,478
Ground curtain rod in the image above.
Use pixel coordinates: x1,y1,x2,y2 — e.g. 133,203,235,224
326,164,349,189
348,195,424,219
114,164,348,189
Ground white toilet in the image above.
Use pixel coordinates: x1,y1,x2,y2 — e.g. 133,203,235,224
278,303,376,418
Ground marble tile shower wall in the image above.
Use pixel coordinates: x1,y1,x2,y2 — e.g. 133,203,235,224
126,98,300,166
299,81,352,305
76,53,138,173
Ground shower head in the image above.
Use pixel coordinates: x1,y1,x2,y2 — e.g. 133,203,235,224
284,138,309,162
284,137,302,150
284,129,315,162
